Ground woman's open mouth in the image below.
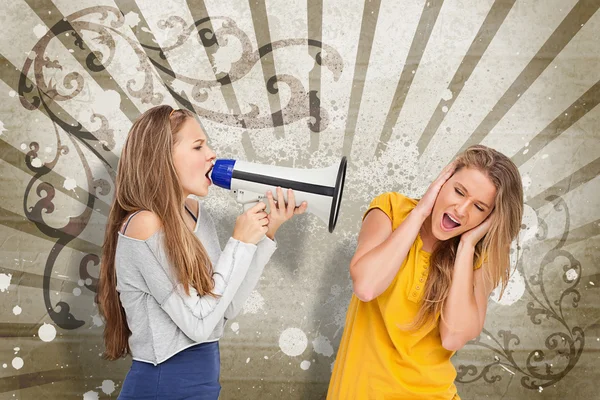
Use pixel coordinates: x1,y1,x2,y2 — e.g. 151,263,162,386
441,212,461,232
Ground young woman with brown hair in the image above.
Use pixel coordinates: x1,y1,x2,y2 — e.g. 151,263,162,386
97,105,307,399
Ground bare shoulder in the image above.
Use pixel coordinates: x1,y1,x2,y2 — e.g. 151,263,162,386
185,197,200,219
121,211,162,240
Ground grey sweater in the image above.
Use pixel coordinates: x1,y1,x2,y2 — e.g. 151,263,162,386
115,199,277,365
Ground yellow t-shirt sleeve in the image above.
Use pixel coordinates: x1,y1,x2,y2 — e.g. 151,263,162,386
362,192,417,230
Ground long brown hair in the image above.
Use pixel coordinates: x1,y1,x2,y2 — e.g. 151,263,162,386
410,145,523,330
96,105,214,360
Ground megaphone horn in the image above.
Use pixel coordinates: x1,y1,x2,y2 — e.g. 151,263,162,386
211,157,347,233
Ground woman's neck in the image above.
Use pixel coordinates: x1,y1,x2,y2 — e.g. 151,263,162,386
420,215,438,252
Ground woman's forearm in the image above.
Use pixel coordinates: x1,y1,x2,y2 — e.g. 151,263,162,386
439,241,481,351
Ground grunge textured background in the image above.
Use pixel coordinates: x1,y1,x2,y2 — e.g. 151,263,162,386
1,0,599,398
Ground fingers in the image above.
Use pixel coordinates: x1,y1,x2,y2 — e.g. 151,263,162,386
248,201,267,213
294,201,308,215
286,188,296,218
266,190,277,212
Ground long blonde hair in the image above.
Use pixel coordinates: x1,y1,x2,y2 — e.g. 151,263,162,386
411,145,523,330
97,105,214,360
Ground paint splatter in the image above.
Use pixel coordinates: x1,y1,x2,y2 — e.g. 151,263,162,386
2,364,6,368
312,335,334,357
83,391,99,400
491,268,525,306
565,268,578,282
73,288,82,296
31,157,43,168
13,305,22,315
441,89,453,101
100,380,115,395
279,328,308,357
212,45,238,74
91,314,103,327
33,24,47,38
0,273,12,292
8,90,16,97
246,358,250,363
230,322,240,334
38,323,57,342
243,290,265,314
0,120,6,135
12,357,23,370
124,11,140,27
64,178,77,191
300,360,311,370
442,106,449,113
14,347,19,353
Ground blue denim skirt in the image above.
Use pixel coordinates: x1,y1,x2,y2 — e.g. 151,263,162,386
118,341,221,400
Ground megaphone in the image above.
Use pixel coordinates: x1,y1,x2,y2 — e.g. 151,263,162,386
210,157,347,233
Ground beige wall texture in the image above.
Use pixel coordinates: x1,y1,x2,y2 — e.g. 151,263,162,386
1,0,599,399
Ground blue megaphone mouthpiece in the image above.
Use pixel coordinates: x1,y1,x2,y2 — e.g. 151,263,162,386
211,159,237,190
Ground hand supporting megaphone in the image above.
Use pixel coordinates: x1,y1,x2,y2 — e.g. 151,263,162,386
263,187,308,239
210,157,347,232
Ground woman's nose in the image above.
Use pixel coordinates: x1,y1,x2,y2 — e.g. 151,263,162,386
455,201,469,217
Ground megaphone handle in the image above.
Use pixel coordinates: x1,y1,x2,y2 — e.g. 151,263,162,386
242,202,258,212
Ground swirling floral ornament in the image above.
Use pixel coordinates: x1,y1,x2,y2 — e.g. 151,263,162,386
456,196,584,390
23,116,109,329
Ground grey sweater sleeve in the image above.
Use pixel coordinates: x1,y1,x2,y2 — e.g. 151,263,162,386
224,235,277,320
141,235,257,343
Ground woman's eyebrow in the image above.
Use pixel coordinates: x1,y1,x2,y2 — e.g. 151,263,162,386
456,182,491,208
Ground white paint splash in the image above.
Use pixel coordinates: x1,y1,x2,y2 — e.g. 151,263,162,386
0,120,6,135
212,45,238,74
442,106,449,113
83,391,99,400
20,143,27,150
230,322,240,334
278,328,308,357
31,158,43,168
12,357,23,370
491,268,525,306
13,305,22,315
91,314,103,327
246,357,250,364
38,323,57,342
33,24,48,38
243,290,265,314
64,178,77,191
565,268,578,282
2,364,6,368
124,11,141,27
14,347,19,353
0,273,12,292
73,288,82,296
300,360,311,370
312,335,334,357
441,89,453,101
100,380,115,395
8,90,16,97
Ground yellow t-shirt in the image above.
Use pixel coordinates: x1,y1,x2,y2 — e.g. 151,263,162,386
328,192,481,400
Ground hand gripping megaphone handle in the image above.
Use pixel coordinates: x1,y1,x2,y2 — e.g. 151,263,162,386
235,189,267,212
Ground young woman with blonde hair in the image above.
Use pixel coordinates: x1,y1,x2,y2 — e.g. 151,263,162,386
97,105,307,399
327,145,523,399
